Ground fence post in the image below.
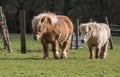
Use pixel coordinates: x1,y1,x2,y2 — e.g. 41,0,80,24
3,14,12,52
20,10,26,53
105,16,113,49
76,19,79,49
0,6,3,21
0,6,12,52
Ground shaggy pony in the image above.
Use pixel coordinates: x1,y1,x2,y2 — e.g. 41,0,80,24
32,12,73,59
79,22,111,59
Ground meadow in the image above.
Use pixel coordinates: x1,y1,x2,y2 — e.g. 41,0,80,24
0,34,120,77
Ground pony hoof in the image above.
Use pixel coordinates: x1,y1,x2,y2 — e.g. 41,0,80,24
43,57,49,59
100,56,106,59
9,49,12,53
61,55,67,59
54,56,59,59
54,54,59,59
89,56,94,59
95,56,99,59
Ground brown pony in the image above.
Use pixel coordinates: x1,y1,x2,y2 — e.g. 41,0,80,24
32,12,73,59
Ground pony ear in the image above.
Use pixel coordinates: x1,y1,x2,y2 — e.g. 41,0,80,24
41,17,46,23
41,17,52,26
45,17,52,25
89,24,92,31
47,17,57,26
42,16,57,26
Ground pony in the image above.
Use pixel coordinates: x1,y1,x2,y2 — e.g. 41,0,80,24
79,22,111,59
32,12,73,59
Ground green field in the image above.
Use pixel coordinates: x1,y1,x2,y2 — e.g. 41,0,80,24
0,34,120,77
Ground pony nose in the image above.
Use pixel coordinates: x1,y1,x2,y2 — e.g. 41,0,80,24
81,39,84,43
33,35,37,40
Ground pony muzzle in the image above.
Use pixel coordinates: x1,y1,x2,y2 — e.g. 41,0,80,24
33,35,40,40
81,39,85,43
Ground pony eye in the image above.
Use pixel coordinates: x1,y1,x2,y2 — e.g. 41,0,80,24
85,32,87,34
38,29,40,32
37,26,43,32
38,26,41,28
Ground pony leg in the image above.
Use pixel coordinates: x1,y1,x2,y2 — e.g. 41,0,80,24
42,41,49,59
100,42,108,59
61,40,71,59
61,35,72,59
95,46,101,58
88,46,94,59
52,40,59,59
61,42,68,59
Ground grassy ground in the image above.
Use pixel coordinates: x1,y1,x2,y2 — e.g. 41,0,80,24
0,34,120,77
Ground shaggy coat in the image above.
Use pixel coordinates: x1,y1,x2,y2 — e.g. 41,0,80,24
32,12,73,59
0,22,4,25
79,22,111,59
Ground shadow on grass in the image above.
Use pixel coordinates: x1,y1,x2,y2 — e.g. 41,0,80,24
0,57,43,60
16,49,43,53
0,49,79,60
17,49,53,53
0,57,78,60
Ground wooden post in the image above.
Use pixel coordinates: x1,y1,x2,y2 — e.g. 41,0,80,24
0,6,12,52
76,19,79,49
2,14,12,52
0,6,3,22
20,10,26,53
105,16,113,49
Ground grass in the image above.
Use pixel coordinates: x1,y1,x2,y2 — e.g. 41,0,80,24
0,34,120,77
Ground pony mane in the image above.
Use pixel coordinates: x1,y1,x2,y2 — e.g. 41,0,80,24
81,22,98,26
32,12,58,30
32,13,48,28
36,12,58,25
47,12,58,25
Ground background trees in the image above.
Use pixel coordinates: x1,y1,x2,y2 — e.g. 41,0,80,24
0,0,120,33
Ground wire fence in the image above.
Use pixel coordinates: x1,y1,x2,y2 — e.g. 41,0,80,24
110,24,120,49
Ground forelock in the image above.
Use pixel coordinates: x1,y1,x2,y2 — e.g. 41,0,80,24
80,24,88,28
32,13,47,28
80,23,90,32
